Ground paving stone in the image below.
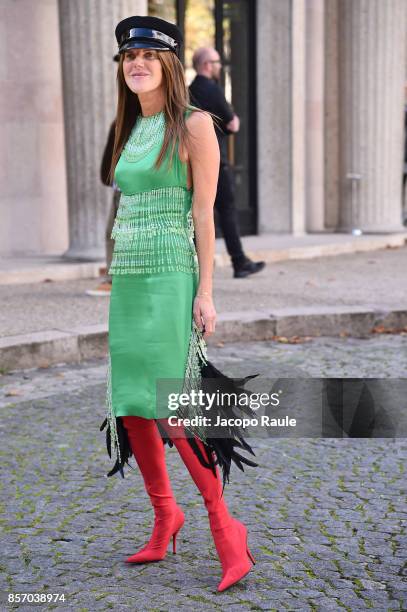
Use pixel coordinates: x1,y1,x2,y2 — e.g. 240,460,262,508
0,345,406,609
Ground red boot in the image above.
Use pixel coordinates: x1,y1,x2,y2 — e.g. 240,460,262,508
159,419,255,591
122,416,185,563
213,517,256,592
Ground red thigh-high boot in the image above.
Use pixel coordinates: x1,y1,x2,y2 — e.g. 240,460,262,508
158,419,256,591
122,416,185,563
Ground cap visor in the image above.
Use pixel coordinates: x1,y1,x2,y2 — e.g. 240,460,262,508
119,40,171,53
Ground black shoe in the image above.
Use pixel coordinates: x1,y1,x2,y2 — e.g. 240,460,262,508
233,259,266,278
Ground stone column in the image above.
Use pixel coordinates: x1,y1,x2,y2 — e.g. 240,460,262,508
291,0,307,236
305,0,325,232
338,0,407,233
0,0,68,256
324,0,341,231
256,0,293,234
58,0,147,260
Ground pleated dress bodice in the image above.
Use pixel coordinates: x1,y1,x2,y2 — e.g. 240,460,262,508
109,108,198,276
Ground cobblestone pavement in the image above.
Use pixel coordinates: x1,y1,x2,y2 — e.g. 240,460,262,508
1,337,406,611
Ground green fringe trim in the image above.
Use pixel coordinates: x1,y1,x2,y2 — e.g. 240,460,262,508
109,187,198,276
175,320,209,442
105,354,121,466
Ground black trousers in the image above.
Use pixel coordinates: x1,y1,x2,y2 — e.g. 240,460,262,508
214,163,245,265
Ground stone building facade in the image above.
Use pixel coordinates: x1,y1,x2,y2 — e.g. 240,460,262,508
1,0,406,258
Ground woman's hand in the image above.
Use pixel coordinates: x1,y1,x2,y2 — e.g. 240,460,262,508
186,110,218,342
193,295,216,340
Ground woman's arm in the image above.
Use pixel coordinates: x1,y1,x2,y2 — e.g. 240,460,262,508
186,110,220,339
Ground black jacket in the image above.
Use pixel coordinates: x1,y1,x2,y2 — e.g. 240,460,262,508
101,121,116,186
189,75,235,164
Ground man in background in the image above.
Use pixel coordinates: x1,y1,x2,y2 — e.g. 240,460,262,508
189,47,265,278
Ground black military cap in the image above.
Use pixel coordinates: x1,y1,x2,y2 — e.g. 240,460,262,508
115,16,183,57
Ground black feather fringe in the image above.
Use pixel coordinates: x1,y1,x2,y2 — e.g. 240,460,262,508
188,359,259,494
155,359,260,494
100,416,133,478
101,359,260,491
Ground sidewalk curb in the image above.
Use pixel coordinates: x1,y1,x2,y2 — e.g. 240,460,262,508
236,233,407,266
1,308,406,372
0,262,104,286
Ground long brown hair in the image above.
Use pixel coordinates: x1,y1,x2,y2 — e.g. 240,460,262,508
109,50,222,184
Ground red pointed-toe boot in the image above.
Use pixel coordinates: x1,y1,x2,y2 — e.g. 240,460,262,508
122,416,185,563
159,419,256,591
214,517,256,592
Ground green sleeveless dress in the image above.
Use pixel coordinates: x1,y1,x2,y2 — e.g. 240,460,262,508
107,108,204,426
102,113,259,483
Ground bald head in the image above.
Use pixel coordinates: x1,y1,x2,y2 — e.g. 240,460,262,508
192,46,222,80
192,47,213,71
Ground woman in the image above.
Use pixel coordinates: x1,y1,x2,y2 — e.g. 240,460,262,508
103,15,256,592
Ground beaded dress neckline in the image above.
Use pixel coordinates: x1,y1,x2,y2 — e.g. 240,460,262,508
122,111,166,163
139,110,164,119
